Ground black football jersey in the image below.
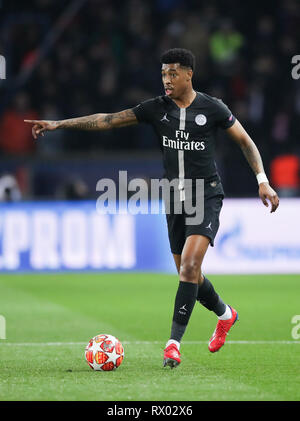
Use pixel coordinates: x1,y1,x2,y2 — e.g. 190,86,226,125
132,91,235,199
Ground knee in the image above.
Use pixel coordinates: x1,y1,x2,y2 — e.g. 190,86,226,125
180,259,201,283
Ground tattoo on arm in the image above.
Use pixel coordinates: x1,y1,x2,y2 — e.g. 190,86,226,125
57,109,137,131
227,120,264,175
239,141,265,175
58,115,100,130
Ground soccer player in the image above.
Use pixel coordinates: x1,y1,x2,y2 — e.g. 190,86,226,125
25,48,279,368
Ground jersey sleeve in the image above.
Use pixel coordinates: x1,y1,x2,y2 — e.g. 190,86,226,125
132,98,157,124
213,98,236,129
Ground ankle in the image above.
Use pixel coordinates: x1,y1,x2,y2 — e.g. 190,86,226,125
165,339,180,350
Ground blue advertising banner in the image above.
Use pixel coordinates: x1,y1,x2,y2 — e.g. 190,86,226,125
0,201,175,273
1,199,299,273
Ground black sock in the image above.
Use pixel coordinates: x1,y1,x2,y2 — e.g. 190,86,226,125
197,276,226,316
170,281,198,343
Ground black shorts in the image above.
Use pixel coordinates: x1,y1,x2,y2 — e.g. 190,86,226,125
165,180,224,255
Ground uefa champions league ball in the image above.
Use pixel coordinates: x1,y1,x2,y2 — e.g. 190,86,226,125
85,334,124,371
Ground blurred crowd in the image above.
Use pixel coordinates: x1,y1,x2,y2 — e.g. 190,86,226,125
0,0,299,198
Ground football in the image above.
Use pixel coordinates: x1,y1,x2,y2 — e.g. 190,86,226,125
85,334,124,371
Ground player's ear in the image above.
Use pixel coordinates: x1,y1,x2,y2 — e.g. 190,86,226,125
186,69,193,81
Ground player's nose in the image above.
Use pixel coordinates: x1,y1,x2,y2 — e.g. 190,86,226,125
163,75,172,84
164,81,173,88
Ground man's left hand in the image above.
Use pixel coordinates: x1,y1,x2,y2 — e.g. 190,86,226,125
259,183,279,213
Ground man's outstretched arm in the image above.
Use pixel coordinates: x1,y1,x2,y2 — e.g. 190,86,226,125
226,119,279,213
24,108,138,139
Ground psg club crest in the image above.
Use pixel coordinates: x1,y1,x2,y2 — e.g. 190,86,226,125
195,114,207,126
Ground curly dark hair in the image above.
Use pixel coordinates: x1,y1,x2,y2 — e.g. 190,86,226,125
160,48,195,70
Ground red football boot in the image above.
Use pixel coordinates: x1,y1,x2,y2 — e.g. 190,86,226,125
208,306,239,353
163,343,181,368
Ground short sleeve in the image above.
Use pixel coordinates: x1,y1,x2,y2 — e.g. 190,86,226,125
213,98,236,129
132,98,157,124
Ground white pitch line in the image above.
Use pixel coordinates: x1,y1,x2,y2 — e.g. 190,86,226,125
0,340,299,346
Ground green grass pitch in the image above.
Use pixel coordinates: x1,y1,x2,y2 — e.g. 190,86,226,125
0,273,299,401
